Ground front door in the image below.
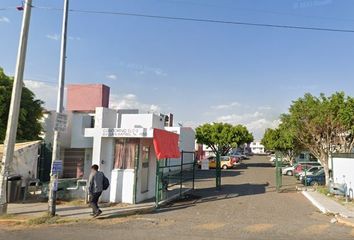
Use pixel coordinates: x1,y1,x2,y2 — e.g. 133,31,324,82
141,146,150,193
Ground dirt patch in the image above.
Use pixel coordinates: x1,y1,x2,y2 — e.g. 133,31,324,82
243,223,274,233
301,224,329,235
193,223,225,231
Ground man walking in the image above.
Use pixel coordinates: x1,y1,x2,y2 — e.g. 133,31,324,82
88,164,104,217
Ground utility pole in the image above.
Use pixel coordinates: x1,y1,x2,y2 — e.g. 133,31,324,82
0,0,32,215
48,0,69,216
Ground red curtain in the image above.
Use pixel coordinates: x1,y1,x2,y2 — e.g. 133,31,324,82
153,129,180,160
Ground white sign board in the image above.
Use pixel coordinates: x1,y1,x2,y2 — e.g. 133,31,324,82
101,128,150,138
201,159,209,170
54,113,67,132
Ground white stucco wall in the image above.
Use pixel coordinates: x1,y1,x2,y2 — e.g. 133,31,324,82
70,114,94,148
332,157,354,197
120,113,164,129
165,127,196,168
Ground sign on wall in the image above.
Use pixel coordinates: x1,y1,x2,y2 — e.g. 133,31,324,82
101,128,151,138
52,160,63,174
54,113,68,132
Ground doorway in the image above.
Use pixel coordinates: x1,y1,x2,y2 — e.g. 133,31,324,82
141,145,150,193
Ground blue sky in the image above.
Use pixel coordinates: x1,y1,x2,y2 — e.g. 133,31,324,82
1,0,354,139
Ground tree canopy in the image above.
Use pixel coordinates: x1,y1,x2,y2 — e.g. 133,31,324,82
0,67,44,143
261,125,301,162
196,122,254,156
280,92,354,184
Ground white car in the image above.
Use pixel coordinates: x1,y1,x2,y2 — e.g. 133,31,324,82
282,166,295,176
298,166,323,181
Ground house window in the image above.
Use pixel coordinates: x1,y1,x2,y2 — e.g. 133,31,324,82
90,116,95,128
114,139,139,169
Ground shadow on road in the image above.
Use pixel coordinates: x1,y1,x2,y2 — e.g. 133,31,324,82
155,183,269,214
195,169,244,180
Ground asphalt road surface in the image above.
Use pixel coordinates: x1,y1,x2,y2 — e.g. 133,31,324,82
1,156,353,240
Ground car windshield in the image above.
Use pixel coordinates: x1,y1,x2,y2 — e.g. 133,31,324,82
313,169,324,176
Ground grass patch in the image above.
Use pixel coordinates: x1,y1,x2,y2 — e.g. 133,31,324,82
27,214,61,225
57,199,87,207
0,214,15,219
316,186,331,196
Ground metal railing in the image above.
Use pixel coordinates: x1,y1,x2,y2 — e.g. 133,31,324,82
155,151,196,206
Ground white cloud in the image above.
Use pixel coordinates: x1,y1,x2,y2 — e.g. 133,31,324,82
0,17,10,23
46,34,60,41
118,61,167,77
110,93,161,113
258,106,272,110
106,74,117,80
68,36,81,41
216,111,279,140
46,34,81,41
24,80,61,110
211,102,240,110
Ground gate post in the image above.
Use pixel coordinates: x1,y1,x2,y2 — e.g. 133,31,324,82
275,153,280,192
180,151,184,197
216,152,221,189
155,160,160,207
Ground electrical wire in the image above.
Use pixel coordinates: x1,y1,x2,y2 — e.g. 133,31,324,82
68,8,354,34
2,4,354,33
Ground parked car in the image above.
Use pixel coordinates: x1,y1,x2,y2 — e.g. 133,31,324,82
282,164,297,176
198,156,235,169
301,168,325,186
229,155,241,165
294,162,321,177
270,156,289,167
298,166,323,181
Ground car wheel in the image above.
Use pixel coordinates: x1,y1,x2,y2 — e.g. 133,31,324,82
286,170,293,176
222,165,228,170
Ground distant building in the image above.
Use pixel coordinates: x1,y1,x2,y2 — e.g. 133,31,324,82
250,141,265,154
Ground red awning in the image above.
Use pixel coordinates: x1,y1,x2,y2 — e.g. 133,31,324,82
153,129,181,160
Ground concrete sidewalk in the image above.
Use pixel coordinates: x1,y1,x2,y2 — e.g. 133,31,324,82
7,202,156,220
302,190,354,227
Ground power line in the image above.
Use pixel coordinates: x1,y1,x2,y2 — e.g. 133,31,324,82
72,9,354,33
2,5,354,33
41,6,354,34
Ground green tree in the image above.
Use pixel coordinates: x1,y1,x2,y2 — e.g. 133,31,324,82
282,92,354,185
0,68,43,143
261,126,301,163
196,122,254,188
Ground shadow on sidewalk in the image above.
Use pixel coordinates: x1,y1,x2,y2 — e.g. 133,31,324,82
155,182,269,214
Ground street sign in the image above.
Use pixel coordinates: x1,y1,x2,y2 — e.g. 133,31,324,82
54,113,67,132
52,160,63,174
201,159,209,170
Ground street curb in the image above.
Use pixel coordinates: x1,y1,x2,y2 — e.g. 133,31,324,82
302,191,327,214
96,205,156,219
337,217,354,228
302,191,354,228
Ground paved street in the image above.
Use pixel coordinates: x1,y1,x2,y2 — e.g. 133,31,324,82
1,156,353,240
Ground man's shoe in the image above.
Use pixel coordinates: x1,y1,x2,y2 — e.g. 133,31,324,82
93,210,102,218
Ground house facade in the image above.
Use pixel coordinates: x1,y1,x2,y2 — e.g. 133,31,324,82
41,84,195,204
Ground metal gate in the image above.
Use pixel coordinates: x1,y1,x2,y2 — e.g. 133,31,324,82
155,151,196,206
38,143,52,182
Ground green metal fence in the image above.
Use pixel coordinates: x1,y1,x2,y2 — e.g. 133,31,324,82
275,153,283,192
155,151,196,206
